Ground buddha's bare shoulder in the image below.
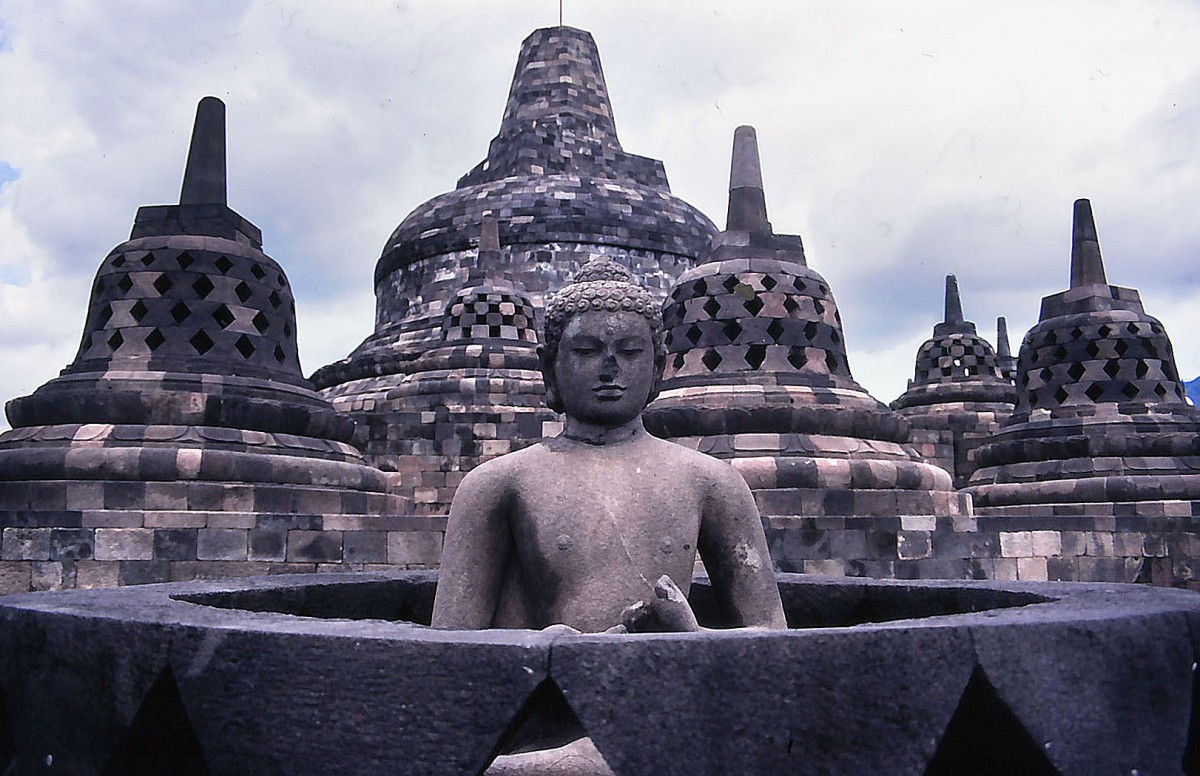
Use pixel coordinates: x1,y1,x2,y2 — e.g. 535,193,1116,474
646,435,746,481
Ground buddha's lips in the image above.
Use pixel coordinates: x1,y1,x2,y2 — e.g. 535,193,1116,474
593,384,626,398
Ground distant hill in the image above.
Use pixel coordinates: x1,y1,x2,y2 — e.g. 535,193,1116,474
1185,376,1200,405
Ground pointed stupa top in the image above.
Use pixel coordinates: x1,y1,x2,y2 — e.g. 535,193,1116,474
996,317,1011,358
1069,198,1106,288
944,274,964,324
932,274,977,337
463,214,516,287
706,125,803,265
1038,198,1141,320
130,96,261,246
479,215,501,254
456,26,666,188
726,126,771,234
179,96,227,206
498,26,617,144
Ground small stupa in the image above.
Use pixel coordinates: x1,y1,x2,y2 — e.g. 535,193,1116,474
0,98,409,590
891,275,1016,487
644,126,970,575
364,218,555,514
967,199,1200,517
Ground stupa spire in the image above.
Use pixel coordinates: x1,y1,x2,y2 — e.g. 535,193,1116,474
498,27,617,143
179,96,227,206
943,274,964,325
456,26,668,188
1069,198,1106,288
479,214,500,253
996,317,1011,358
726,125,771,234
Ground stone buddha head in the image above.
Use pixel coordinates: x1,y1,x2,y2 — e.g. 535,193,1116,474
540,258,666,426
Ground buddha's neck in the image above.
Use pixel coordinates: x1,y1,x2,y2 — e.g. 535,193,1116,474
560,416,645,446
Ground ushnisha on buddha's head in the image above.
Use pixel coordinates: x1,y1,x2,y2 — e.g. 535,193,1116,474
539,258,666,426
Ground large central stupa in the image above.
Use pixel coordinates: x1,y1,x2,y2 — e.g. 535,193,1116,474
311,26,717,511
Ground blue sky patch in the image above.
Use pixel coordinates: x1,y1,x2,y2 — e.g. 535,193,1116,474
0,162,18,188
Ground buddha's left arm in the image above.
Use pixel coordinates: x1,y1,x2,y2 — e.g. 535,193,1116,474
697,466,788,629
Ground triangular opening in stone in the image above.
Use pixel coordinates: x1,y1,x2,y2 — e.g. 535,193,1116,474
102,666,210,776
1183,663,1200,775
488,677,586,759
925,665,1059,776
0,683,15,771
480,676,615,775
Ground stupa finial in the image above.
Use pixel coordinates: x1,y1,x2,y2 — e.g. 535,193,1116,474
996,316,1012,358
944,274,964,325
480,215,500,253
725,125,770,234
1069,198,1106,288
179,96,227,207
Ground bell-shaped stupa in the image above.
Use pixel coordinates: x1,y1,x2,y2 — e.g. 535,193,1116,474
363,218,555,514
967,199,1200,516
0,98,410,591
311,26,717,509
312,28,715,415
644,126,970,576
891,275,1016,487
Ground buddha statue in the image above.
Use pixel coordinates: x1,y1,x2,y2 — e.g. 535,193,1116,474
432,258,786,774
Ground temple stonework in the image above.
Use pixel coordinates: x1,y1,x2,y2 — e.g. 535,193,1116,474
891,275,1016,488
311,26,716,514
643,127,972,578
1,26,1198,593
0,99,433,592
968,200,1200,515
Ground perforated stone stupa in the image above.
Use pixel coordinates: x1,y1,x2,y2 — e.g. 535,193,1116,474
357,218,556,514
643,126,971,578
891,275,1016,487
967,199,1200,521
311,25,716,509
0,98,419,593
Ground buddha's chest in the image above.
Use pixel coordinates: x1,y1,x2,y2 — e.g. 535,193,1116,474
508,466,703,586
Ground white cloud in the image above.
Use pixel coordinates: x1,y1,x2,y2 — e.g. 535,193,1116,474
1,0,1199,431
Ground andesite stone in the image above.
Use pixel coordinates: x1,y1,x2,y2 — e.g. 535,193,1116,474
311,27,717,511
967,198,1200,516
644,126,971,571
891,274,1016,487
0,98,410,593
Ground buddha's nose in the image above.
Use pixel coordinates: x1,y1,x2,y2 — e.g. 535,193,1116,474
599,349,618,380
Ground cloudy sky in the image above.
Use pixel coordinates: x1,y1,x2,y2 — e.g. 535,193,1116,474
2,1,1199,431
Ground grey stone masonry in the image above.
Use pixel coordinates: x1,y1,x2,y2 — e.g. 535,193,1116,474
645,126,971,532
0,98,411,592
967,199,1200,516
891,275,1016,487
313,26,716,428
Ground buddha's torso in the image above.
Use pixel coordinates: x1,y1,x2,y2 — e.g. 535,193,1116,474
494,432,709,631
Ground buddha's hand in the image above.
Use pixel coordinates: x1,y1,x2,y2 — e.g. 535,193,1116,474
620,575,701,633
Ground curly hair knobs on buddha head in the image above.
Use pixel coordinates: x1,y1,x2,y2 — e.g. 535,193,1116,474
542,258,665,362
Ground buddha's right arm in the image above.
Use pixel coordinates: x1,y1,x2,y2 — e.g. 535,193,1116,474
430,468,513,629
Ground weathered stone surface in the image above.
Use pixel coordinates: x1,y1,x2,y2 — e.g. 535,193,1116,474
0,98,408,591
1,573,1197,774
968,199,1200,523
891,275,1016,487
312,27,717,512
645,126,968,538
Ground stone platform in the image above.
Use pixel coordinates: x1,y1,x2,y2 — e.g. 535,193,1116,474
2,572,1198,775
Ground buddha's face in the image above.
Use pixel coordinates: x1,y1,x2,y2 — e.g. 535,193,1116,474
552,310,658,427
